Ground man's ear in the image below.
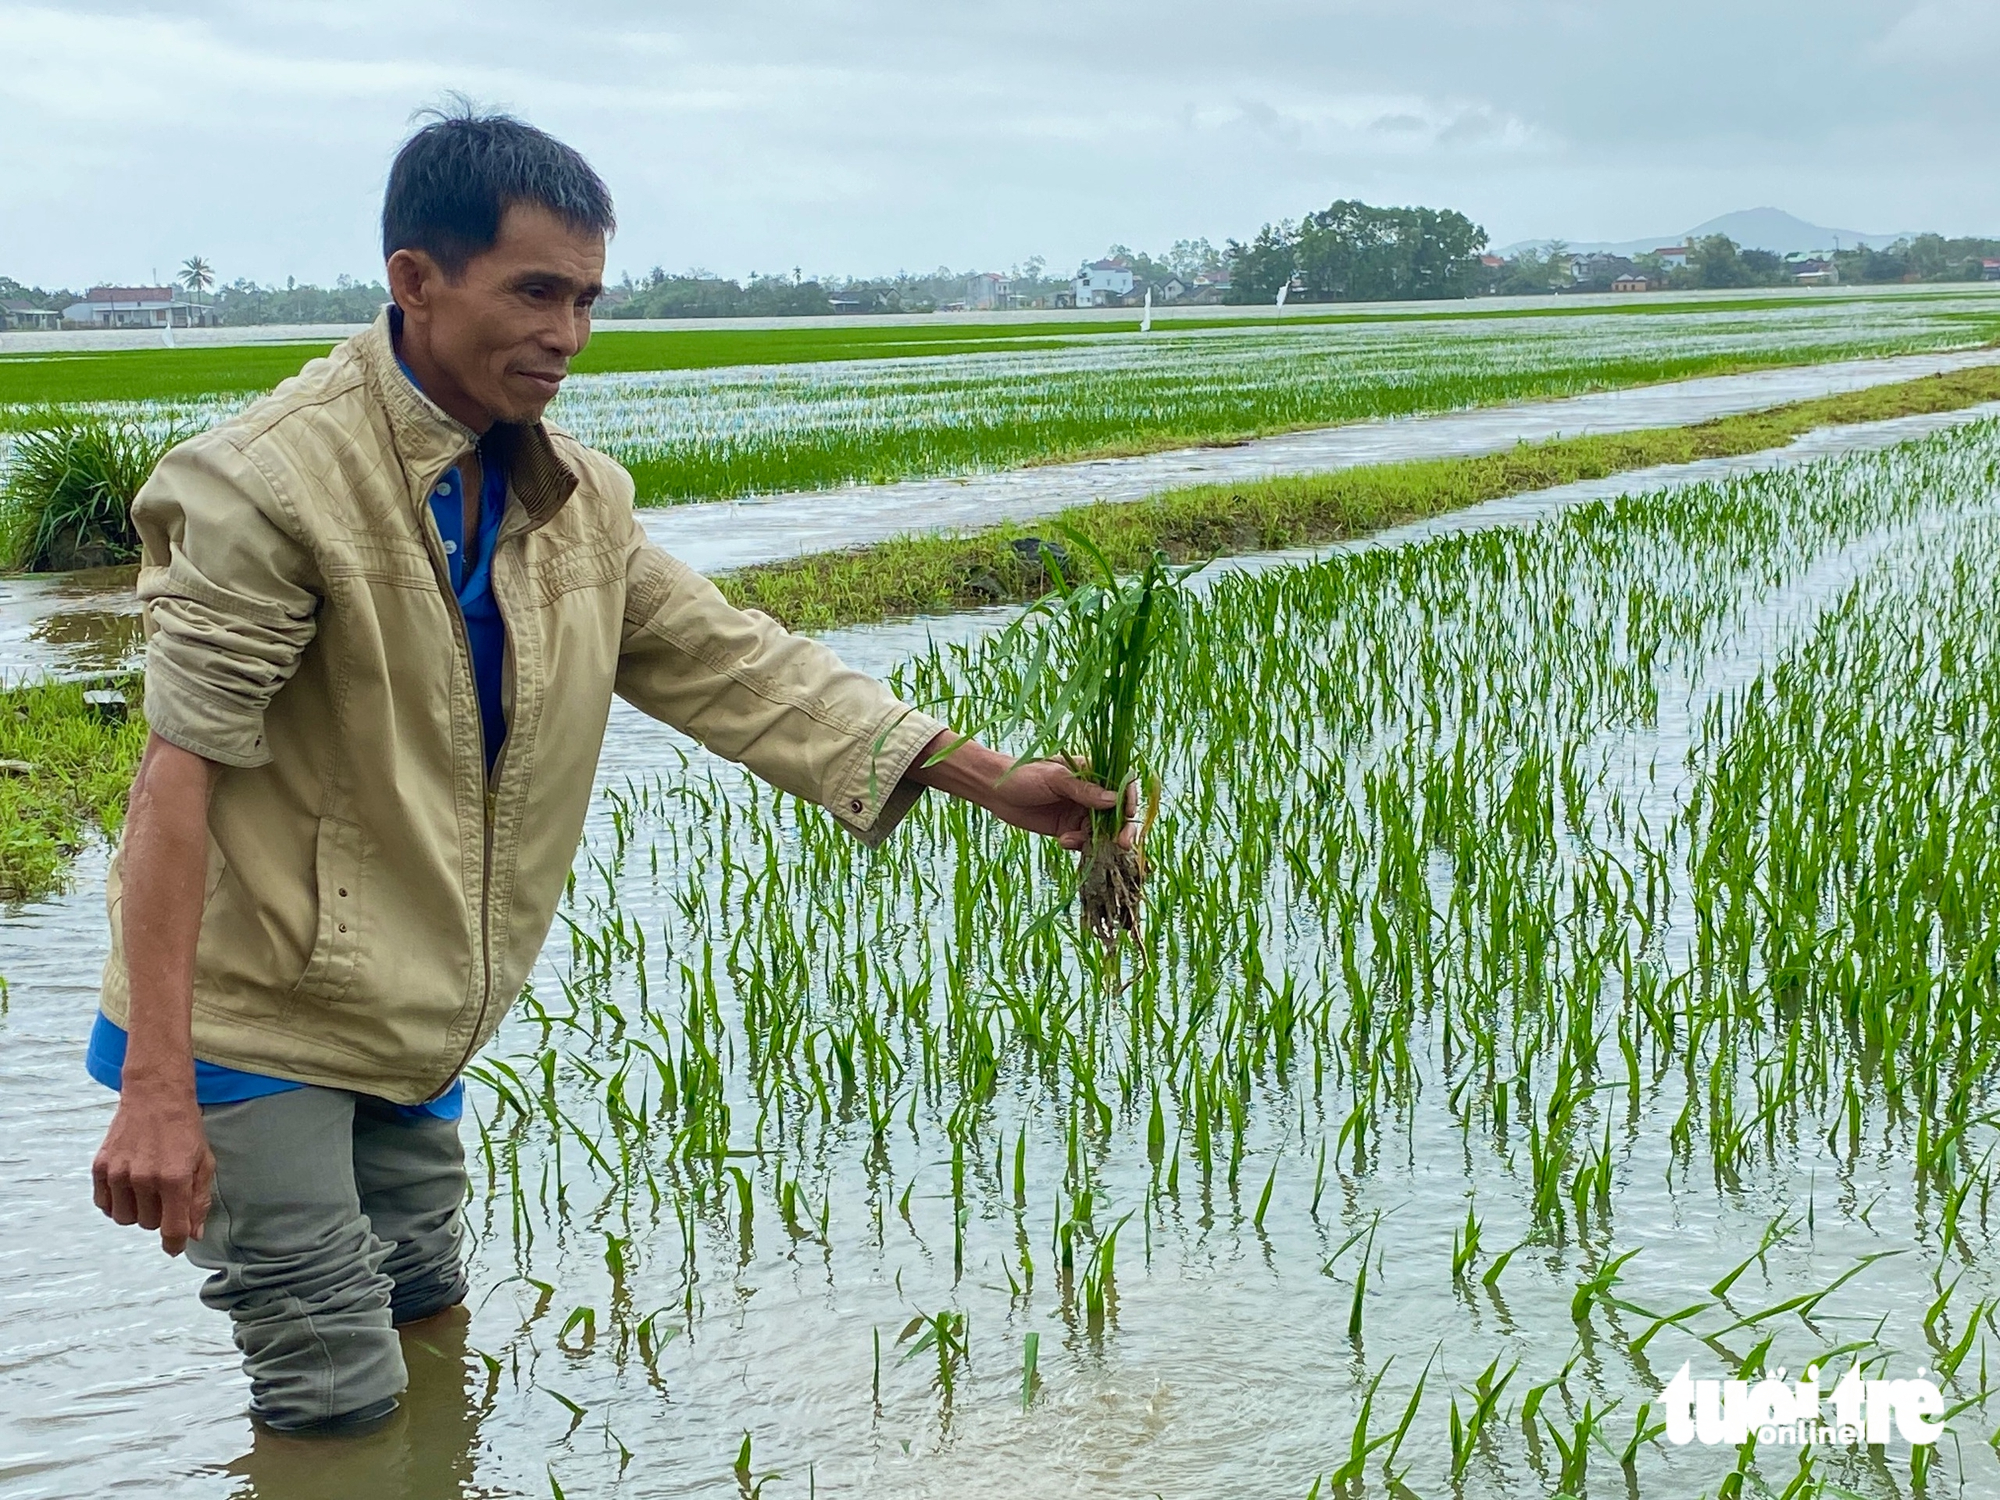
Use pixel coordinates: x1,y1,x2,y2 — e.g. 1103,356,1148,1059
387,248,440,319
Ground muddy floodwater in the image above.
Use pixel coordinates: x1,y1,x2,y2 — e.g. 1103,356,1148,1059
8,409,2000,1498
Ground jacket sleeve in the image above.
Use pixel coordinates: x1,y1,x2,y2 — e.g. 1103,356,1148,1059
132,432,321,767
610,500,948,847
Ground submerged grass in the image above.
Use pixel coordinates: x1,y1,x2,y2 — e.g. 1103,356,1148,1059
0,676,145,901
719,361,2000,629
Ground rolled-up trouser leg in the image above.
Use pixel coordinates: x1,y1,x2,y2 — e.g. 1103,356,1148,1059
188,1088,405,1428
351,1095,469,1326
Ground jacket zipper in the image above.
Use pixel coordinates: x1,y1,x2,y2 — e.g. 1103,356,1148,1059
413,453,511,1104
435,502,528,1101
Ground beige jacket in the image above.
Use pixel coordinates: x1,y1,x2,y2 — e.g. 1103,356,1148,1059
101,309,946,1103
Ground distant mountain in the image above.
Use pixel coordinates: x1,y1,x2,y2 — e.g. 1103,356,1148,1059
1498,207,1909,260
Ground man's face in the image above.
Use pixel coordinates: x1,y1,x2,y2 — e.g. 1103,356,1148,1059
390,202,605,429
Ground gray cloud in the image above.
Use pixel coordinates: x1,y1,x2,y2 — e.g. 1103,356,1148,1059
2,0,1992,288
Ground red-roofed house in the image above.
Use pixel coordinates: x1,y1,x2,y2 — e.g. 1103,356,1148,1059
64,285,218,329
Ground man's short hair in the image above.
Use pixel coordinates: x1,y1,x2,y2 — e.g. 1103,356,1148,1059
382,102,616,276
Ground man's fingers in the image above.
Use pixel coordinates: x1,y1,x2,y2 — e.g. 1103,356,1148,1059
1052,767,1118,808
1058,830,1087,851
106,1175,139,1226
133,1183,165,1233
189,1156,214,1242
92,1162,112,1216
157,1178,197,1248
160,1233,189,1257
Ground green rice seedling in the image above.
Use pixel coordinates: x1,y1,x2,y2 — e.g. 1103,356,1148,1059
1541,1398,1610,1495
1451,1202,1483,1282
1020,1330,1040,1409
733,1431,782,1499
1327,1359,1394,1489
897,1309,969,1402
1448,1355,1518,1481
0,414,183,571
990,533,1192,947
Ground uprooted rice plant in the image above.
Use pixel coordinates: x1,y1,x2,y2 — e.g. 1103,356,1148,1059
410,420,2000,1496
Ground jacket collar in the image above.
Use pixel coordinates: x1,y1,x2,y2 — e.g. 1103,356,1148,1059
350,306,579,531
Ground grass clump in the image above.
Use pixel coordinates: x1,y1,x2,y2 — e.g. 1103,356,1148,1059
1,416,181,571
0,677,146,901
718,362,2000,630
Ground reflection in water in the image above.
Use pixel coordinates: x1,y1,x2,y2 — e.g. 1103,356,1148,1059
217,1308,495,1500
29,609,144,672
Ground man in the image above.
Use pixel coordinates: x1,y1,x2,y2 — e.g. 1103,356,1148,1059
88,108,1128,1435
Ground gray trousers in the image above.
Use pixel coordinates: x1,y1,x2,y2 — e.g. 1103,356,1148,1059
187,1087,469,1428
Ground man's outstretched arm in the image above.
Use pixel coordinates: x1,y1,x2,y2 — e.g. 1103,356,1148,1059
92,734,218,1256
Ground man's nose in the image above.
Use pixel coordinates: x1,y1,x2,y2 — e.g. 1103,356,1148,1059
543,307,586,359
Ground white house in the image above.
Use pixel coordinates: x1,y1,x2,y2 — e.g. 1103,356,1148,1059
63,285,218,329
1652,246,1692,270
1071,258,1136,308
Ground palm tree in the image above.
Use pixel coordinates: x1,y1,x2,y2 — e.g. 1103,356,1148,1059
178,255,214,307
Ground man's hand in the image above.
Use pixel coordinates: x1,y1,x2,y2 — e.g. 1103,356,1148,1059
93,1084,215,1256
906,732,1140,850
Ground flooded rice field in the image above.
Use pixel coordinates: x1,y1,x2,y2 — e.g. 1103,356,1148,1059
4,348,1996,687
6,418,2000,1498
6,292,1998,508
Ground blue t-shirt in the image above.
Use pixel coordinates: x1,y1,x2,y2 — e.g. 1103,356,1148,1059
426,438,511,772
83,360,508,1121
85,1016,465,1118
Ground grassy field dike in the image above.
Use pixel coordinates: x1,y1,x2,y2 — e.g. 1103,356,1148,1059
3,359,1997,902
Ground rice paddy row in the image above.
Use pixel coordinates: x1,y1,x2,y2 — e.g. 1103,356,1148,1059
716,361,2000,630
437,422,2000,1496
5,293,1998,503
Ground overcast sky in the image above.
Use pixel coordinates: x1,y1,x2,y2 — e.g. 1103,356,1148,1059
5,0,1997,290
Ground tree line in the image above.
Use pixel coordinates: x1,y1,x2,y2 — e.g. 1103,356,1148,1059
8,220,1995,328
1223,202,1491,303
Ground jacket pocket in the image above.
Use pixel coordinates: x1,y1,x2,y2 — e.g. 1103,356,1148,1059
295,816,366,1001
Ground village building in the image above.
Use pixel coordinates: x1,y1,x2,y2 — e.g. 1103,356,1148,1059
1571,253,1635,284
964,271,1013,311
1611,273,1650,293
1,300,62,330
1071,257,1136,308
62,285,218,329
1652,245,1692,269
1984,258,2000,282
